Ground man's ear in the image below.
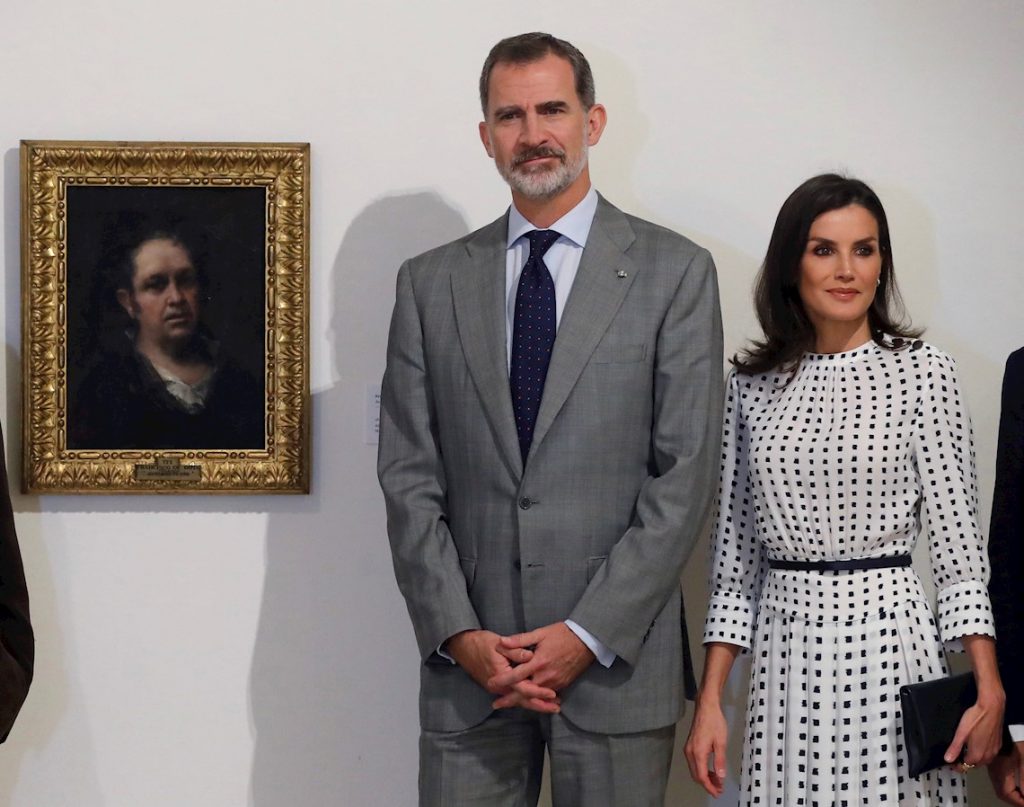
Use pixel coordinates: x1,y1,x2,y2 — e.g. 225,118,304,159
116,288,136,318
479,121,495,158
586,104,608,147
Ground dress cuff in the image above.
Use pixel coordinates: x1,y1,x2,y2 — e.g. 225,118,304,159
702,592,757,650
565,620,615,668
936,579,996,650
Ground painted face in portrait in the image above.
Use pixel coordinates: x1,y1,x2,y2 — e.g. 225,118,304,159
479,52,606,201
117,237,201,352
798,204,882,341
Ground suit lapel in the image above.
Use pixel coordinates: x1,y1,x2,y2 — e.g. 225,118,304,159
451,213,524,479
528,197,638,460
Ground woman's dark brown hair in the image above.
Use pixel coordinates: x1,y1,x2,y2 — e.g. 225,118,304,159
734,173,920,375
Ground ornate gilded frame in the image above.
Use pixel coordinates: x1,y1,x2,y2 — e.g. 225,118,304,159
21,140,310,493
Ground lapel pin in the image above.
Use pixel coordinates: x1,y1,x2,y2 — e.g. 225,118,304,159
616,270,628,279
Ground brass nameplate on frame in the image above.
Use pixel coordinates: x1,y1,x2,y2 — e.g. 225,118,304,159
134,456,202,483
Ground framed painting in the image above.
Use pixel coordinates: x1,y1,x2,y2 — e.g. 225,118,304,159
21,140,310,493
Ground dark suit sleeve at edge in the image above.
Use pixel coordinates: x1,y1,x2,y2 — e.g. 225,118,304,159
569,246,725,666
989,349,1024,726
377,262,481,663
0,424,33,741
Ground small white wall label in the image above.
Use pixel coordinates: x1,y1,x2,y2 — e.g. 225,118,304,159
365,384,381,444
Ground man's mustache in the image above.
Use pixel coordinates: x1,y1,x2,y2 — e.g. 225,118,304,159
512,147,566,168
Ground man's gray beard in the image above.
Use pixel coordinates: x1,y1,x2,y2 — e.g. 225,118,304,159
498,142,588,200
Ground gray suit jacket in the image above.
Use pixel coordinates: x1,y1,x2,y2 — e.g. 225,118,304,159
378,195,723,734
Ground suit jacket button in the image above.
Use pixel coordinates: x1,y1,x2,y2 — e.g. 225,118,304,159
518,497,532,510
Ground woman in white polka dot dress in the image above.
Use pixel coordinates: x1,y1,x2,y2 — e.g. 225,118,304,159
684,174,1005,805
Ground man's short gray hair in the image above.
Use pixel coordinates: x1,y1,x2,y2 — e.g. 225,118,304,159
479,32,596,114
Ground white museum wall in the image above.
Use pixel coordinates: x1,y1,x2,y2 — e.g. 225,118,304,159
0,1,1021,804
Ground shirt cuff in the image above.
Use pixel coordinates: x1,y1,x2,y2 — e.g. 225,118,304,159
1010,724,1024,743
565,620,615,668
436,642,456,664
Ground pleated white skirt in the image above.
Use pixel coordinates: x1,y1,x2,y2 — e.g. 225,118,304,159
740,567,967,806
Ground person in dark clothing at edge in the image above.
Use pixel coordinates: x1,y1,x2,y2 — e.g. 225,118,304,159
0,424,32,741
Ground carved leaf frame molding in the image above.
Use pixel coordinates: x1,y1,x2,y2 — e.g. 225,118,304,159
20,140,310,494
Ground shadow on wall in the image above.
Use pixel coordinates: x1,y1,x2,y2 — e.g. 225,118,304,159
249,193,470,806
583,43,649,219
584,46,761,366
873,181,938,335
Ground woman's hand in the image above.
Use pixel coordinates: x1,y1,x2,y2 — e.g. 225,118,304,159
685,696,729,797
944,688,1006,769
947,635,1007,771
687,642,741,797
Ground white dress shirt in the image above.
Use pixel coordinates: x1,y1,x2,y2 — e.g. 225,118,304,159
439,188,615,669
504,187,597,367
504,187,614,669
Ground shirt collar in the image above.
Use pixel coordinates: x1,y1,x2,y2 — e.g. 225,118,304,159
506,186,598,249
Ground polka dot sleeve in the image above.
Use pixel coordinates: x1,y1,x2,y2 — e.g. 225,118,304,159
915,348,996,649
703,370,767,650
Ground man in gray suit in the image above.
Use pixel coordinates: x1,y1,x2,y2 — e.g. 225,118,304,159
378,32,723,806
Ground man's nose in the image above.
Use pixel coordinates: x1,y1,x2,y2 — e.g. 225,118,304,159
167,282,185,302
521,112,547,145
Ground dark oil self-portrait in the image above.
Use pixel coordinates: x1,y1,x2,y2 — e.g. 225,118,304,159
65,186,267,450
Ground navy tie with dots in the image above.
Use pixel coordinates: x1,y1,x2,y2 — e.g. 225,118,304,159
510,229,561,462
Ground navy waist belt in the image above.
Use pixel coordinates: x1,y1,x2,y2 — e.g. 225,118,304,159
766,555,913,572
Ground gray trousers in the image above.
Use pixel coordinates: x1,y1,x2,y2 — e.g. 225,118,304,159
419,709,675,807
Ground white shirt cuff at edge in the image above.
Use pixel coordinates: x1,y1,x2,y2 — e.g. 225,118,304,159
565,620,615,668
1010,724,1024,743
437,643,456,664
438,622,616,669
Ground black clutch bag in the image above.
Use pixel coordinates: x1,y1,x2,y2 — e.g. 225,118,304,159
899,672,1013,777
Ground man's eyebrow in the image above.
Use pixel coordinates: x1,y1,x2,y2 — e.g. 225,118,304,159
536,100,569,112
492,104,524,118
